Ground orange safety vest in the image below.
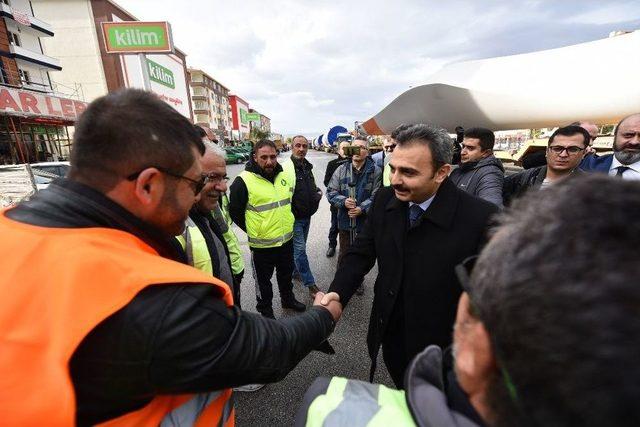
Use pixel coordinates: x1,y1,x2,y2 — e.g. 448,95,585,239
0,211,235,426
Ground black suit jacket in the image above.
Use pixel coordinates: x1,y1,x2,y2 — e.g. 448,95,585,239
329,179,499,377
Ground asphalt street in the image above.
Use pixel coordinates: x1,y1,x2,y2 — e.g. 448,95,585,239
225,149,393,426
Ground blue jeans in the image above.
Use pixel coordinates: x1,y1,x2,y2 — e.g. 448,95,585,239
293,218,315,287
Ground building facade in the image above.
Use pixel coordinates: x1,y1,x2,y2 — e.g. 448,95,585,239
32,0,193,120
228,94,249,140
0,0,87,164
189,68,231,141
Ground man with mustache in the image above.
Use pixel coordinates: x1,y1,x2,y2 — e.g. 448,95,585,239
322,124,498,387
229,139,306,318
581,113,640,179
177,140,238,302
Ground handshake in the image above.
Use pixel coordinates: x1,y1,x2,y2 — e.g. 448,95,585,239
312,291,343,322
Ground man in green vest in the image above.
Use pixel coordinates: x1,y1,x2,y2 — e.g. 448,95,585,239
228,139,306,318
176,141,236,298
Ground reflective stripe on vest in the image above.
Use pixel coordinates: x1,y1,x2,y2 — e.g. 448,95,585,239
160,389,234,427
240,170,294,248
306,377,415,427
247,197,291,212
0,211,234,426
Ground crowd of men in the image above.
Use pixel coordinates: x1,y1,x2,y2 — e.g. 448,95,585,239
1,88,639,426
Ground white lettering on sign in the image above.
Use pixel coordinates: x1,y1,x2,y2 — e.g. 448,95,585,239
113,29,159,46
0,87,88,121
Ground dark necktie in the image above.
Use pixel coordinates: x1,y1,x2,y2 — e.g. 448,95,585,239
615,166,630,178
409,204,424,227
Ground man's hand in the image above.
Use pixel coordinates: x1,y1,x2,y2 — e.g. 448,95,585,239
348,207,362,218
344,198,357,209
314,291,342,322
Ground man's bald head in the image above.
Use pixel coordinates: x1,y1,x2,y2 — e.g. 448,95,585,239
613,113,640,165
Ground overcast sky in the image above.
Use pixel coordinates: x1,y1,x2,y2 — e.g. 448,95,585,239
117,0,640,135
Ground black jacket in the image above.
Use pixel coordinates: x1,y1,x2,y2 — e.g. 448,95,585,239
502,166,584,206
502,165,547,206
289,156,322,219
328,180,498,379
6,179,335,426
449,155,505,207
228,159,283,232
323,155,349,187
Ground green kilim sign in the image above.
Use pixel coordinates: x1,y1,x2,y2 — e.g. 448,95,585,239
147,58,175,89
241,110,261,123
102,22,173,53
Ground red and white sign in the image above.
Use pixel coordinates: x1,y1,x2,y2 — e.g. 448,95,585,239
11,9,31,26
0,88,89,122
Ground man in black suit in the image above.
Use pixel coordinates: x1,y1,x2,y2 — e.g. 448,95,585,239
322,124,499,387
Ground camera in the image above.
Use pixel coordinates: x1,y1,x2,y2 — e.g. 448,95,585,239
342,145,362,157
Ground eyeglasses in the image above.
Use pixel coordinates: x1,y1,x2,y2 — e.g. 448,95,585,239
455,255,523,410
203,173,229,184
384,144,396,152
127,167,209,195
548,145,585,155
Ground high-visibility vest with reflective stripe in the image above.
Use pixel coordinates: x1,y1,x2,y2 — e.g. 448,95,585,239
219,195,244,274
0,211,235,426
305,377,416,427
240,170,294,248
176,217,214,274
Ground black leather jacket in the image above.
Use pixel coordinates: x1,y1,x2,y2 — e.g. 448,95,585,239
6,179,335,426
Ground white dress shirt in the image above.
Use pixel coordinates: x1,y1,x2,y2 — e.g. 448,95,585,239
409,194,436,212
609,156,640,180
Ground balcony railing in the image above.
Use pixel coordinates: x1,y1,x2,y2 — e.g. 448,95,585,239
10,45,62,71
0,4,54,37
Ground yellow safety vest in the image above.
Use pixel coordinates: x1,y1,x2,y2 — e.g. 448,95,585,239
176,218,213,275
218,195,245,275
305,377,415,427
240,170,294,248
383,154,392,187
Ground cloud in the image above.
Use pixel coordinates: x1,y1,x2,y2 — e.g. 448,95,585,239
116,0,640,134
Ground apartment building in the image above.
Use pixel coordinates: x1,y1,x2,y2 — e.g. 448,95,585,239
189,68,232,141
0,0,88,164
228,94,249,140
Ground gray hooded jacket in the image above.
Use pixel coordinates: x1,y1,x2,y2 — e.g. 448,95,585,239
449,155,504,207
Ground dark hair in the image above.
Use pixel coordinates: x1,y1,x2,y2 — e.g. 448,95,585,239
391,123,412,140
70,89,204,190
194,125,207,139
394,124,453,169
253,139,277,155
464,127,495,151
470,175,640,426
548,125,590,148
291,135,308,144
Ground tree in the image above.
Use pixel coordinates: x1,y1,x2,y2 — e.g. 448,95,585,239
249,127,270,142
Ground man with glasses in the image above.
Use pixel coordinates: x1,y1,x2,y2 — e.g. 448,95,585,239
503,125,588,206
176,140,237,302
581,113,640,180
0,89,342,425
300,175,640,426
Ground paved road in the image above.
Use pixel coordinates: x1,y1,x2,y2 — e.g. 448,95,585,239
225,149,393,426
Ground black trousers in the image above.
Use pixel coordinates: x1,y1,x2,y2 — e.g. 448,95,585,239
250,239,295,312
382,333,410,389
328,206,338,248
